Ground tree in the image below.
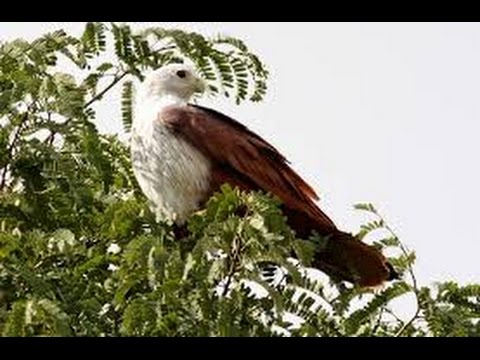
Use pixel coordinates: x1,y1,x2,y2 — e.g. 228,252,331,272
0,22,478,337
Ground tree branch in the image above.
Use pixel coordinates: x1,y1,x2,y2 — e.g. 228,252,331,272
85,70,130,108
44,70,130,145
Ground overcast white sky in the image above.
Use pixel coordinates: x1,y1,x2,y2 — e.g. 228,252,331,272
2,22,479,289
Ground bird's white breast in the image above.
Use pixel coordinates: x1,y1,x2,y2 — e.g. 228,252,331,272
131,107,211,224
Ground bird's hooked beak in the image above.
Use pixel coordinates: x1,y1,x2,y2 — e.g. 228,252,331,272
194,76,206,94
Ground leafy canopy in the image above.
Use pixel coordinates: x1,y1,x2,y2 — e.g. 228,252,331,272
0,23,478,337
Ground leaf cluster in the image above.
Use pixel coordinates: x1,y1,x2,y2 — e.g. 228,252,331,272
1,23,478,337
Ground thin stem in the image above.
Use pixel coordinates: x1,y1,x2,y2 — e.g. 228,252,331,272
384,307,405,325
0,112,29,191
222,236,242,297
85,70,129,108
371,306,385,336
372,209,421,337
394,252,421,336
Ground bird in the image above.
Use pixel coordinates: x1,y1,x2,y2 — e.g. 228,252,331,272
130,63,399,287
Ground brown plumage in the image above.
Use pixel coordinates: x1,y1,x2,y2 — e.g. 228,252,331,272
160,104,398,287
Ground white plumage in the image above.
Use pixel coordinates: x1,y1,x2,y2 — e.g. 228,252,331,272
131,65,210,224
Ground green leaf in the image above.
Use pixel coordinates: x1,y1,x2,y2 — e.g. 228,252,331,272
121,80,133,132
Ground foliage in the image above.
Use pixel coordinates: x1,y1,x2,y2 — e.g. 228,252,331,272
0,23,478,337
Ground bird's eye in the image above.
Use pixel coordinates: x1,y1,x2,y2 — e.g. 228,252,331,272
176,70,187,78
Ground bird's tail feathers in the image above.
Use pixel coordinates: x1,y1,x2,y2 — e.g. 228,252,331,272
312,230,399,287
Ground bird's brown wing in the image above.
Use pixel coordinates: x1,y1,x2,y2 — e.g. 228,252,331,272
159,104,337,231
159,104,396,287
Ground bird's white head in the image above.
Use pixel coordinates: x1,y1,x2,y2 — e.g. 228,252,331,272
139,63,206,103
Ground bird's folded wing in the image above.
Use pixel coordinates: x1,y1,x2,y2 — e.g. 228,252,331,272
159,104,337,230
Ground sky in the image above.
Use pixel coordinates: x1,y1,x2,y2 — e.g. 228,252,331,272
2,22,479,291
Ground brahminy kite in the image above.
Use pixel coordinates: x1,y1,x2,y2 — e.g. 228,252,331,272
131,64,398,287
